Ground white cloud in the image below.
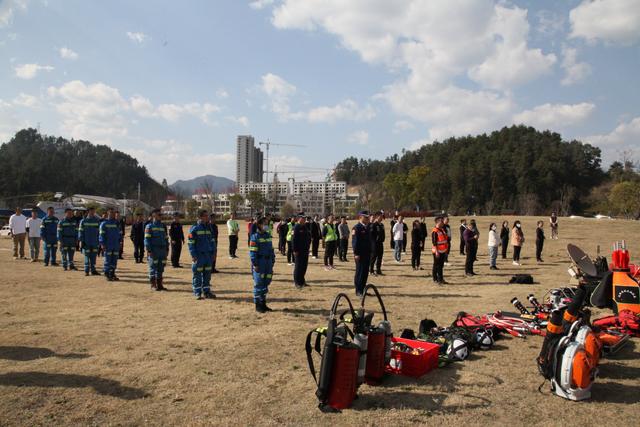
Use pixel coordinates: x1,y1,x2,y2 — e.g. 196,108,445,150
249,0,274,10
0,98,30,142
14,63,54,79
126,31,151,44
536,10,565,36
0,0,27,28
393,120,414,133
59,46,79,60
570,0,640,45
408,138,431,151
583,116,640,164
513,102,596,129
261,72,375,123
560,46,591,86
12,93,39,108
216,88,229,99
271,1,556,140
347,130,369,145
226,115,250,127
130,94,221,125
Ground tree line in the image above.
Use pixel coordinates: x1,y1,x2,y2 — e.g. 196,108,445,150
336,125,639,216
0,129,167,207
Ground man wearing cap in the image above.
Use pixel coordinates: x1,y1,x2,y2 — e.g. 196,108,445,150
145,209,169,291
292,213,311,289
310,214,322,259
352,211,372,296
369,212,385,276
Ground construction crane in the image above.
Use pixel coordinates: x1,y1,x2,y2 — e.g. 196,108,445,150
258,139,306,184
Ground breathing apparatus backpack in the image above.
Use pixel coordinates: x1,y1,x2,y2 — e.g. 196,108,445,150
306,293,360,412
413,319,473,364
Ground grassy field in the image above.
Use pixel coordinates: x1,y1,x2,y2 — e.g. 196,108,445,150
1,216,639,426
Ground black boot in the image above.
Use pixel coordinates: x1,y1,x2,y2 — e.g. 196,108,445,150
255,301,267,313
157,277,166,291
150,277,157,290
263,299,273,312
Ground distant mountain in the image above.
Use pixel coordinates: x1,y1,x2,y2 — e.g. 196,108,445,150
170,175,235,195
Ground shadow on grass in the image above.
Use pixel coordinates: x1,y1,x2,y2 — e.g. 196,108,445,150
597,363,640,380
281,307,331,317
0,346,89,361
0,371,148,400
593,381,640,403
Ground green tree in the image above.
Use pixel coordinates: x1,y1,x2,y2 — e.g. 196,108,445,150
246,190,266,216
229,194,244,215
280,202,295,219
383,173,407,209
405,165,429,209
609,181,640,219
185,199,199,220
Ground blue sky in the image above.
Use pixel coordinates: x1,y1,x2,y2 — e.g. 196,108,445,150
1,0,639,182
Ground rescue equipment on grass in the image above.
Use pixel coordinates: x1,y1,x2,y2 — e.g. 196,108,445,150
592,309,640,338
591,241,640,315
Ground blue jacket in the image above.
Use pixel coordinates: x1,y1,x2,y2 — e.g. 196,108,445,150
292,223,311,253
99,219,122,251
57,217,77,246
352,222,372,257
249,230,275,267
78,215,100,247
188,221,213,257
144,220,169,253
40,215,59,244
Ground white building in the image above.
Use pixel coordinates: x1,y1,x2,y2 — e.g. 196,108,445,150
236,135,263,185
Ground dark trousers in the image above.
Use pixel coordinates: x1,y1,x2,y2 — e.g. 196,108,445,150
324,240,337,266
339,238,348,261
513,245,522,262
229,235,238,257
501,238,508,259
294,251,309,286
171,241,182,267
402,235,407,252
370,242,383,273
459,238,465,255
133,242,144,263
312,238,320,258
465,242,477,274
287,241,294,263
119,239,124,259
390,239,395,250
411,245,421,269
432,253,445,282
354,255,370,294
536,240,544,261
278,236,286,255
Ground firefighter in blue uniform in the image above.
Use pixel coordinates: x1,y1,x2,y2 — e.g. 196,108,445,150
78,206,100,276
352,210,372,297
40,206,59,266
57,208,78,271
188,210,215,300
99,208,122,281
292,213,311,289
145,209,169,291
249,217,276,313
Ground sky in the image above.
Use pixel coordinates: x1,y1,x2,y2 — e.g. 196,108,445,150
1,0,639,183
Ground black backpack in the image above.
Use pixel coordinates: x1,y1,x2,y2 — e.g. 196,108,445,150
509,274,534,284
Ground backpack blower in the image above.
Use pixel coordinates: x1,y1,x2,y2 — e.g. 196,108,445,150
306,293,360,412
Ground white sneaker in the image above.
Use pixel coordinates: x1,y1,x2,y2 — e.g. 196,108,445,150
444,262,450,266
287,263,292,266
512,261,519,266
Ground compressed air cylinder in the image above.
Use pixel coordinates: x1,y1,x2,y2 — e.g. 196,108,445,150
379,320,393,364
353,333,368,385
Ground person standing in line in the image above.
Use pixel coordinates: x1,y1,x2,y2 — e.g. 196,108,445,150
114,211,126,259
368,212,379,275
292,214,311,289
209,213,219,273
168,213,184,268
488,222,499,270
322,214,338,270
459,219,467,256
188,210,215,300
463,219,479,277
310,214,322,259
247,217,255,246
227,213,240,259
419,217,428,252
97,212,107,258
549,212,559,240
73,210,83,251
411,220,422,271
286,217,295,265
58,208,78,271
277,217,288,256
432,216,449,284
78,206,100,276
26,209,42,262
392,216,405,262
442,216,452,266
145,209,169,291
369,212,385,276
511,220,524,265
500,221,510,259
389,216,397,251
338,216,350,262
536,220,545,263
352,211,371,297
249,216,276,313
9,207,27,260
99,208,122,281
402,219,408,253
40,206,59,266
130,214,146,263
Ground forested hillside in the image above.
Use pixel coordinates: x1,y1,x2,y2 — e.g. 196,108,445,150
0,129,167,206
336,126,606,215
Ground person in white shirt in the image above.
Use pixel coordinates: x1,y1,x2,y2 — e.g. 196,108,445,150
487,222,499,270
392,216,405,262
25,209,42,262
9,207,27,259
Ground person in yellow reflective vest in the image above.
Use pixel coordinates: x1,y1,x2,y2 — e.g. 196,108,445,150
322,214,338,270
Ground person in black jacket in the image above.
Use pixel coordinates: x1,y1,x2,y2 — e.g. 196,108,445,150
535,220,545,263
442,216,452,265
292,214,311,289
402,220,408,253
389,216,397,250
352,211,371,297
500,221,509,259
115,211,126,259
130,213,145,263
310,215,322,259
369,212,385,275
209,213,219,273
169,213,184,268
459,219,467,255
463,219,479,276
419,217,427,250
411,220,422,270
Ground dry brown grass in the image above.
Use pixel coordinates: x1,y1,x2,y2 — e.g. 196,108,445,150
1,216,639,426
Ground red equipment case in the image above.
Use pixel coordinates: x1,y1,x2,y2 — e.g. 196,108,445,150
385,337,440,378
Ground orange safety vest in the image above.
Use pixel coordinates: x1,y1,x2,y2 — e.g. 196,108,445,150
432,227,449,254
